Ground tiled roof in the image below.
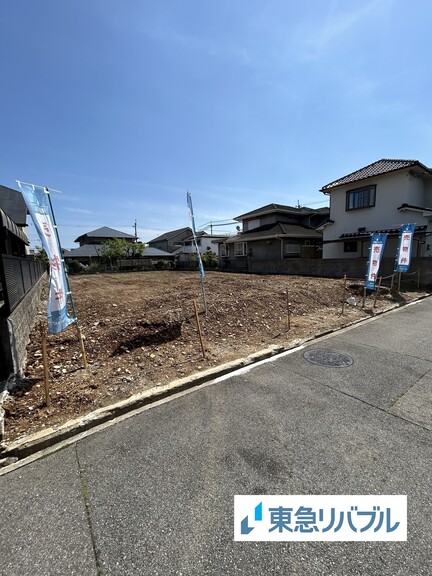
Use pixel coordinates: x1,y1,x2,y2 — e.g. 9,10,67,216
397,203,432,213
148,227,192,244
225,222,322,243
0,185,27,225
142,247,174,257
182,232,230,242
339,225,427,239
64,244,103,258
0,208,29,244
320,159,432,191
64,245,174,258
74,227,136,243
235,203,318,221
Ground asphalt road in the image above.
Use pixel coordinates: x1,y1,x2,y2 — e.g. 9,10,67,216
1,298,431,575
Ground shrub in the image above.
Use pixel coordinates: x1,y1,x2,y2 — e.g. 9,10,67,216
83,262,102,274
68,260,82,274
201,247,218,269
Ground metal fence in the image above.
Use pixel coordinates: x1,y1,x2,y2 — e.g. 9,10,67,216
0,255,46,317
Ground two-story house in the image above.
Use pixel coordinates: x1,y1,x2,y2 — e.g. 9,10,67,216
217,204,330,270
320,159,432,259
177,231,229,265
147,227,192,254
64,226,138,264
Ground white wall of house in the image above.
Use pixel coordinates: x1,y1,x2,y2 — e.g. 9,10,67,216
178,236,220,261
323,171,432,258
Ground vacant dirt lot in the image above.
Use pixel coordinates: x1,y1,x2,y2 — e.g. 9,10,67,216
2,271,428,444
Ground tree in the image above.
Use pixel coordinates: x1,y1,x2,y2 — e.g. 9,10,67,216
34,245,49,265
126,241,146,257
100,238,129,266
100,239,146,266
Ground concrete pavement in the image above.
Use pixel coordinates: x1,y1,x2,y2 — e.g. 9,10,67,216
0,298,431,575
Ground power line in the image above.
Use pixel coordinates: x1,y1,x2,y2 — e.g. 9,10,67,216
26,222,138,228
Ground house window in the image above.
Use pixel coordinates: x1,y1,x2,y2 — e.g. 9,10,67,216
220,244,229,258
234,242,247,256
346,185,376,210
285,244,301,255
344,241,358,253
246,218,260,231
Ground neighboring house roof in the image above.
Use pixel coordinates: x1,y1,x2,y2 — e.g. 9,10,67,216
338,225,428,240
225,222,322,244
182,231,230,243
74,227,137,243
0,185,28,226
63,245,175,259
64,244,103,258
143,247,174,258
0,207,29,244
320,159,432,192
397,203,432,214
234,204,325,221
148,227,192,244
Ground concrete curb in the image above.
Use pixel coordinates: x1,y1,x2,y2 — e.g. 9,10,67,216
0,293,430,467
0,344,288,462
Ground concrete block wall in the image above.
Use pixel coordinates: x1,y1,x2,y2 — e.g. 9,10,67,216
1,275,45,379
223,257,432,288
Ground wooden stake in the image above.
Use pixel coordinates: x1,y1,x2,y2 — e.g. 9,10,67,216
286,287,291,331
193,299,206,359
76,325,88,369
373,276,382,308
418,268,420,289
398,272,402,293
39,322,50,406
341,274,347,315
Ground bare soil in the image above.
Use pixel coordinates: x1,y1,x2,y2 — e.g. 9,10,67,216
2,271,428,444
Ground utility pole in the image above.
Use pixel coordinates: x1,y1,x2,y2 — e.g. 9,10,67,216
134,219,137,240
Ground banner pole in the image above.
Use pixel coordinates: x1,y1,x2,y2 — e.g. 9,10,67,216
373,276,382,308
286,286,291,330
393,229,401,284
193,299,206,359
193,234,207,317
187,191,207,317
39,321,50,406
45,188,88,368
341,274,347,315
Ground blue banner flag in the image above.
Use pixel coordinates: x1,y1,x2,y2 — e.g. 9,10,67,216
17,183,75,334
395,224,416,273
186,190,205,278
365,233,387,290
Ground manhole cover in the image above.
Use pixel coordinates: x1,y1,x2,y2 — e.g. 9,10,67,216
303,349,353,367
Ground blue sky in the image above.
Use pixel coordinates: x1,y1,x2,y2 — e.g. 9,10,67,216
1,0,431,248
